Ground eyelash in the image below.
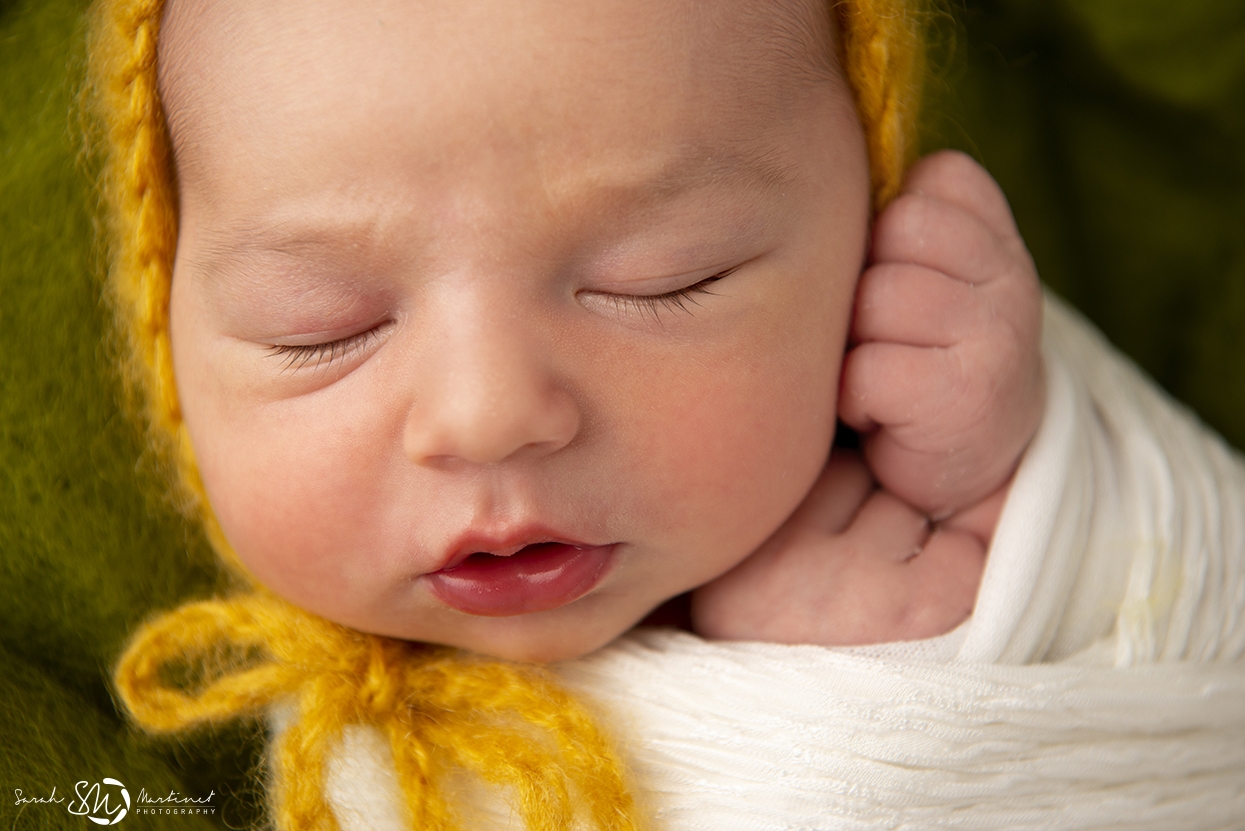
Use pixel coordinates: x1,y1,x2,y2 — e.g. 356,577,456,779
268,326,384,372
600,267,736,322
268,267,736,370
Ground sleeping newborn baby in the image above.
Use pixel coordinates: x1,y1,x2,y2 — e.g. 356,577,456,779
155,0,1041,660
99,0,1242,828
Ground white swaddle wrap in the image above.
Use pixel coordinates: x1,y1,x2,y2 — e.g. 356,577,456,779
318,297,1245,830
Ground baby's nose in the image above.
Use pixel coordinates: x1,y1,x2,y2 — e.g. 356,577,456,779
402,307,580,467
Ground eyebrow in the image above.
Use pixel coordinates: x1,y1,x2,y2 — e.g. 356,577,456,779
541,136,806,244
182,218,396,301
638,140,801,199
198,223,371,262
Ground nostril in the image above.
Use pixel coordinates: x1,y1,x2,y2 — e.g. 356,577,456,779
403,385,581,467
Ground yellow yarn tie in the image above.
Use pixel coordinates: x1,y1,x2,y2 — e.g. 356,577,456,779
115,592,641,831
88,0,927,828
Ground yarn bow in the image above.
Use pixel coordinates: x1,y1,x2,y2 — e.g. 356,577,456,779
115,591,642,831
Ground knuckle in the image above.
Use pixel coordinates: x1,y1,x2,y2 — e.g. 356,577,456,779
875,193,930,249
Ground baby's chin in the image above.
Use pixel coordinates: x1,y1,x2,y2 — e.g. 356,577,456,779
423,618,635,664
342,593,657,665
462,633,622,664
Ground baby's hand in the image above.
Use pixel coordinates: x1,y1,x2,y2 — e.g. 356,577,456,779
690,153,1041,647
840,151,1044,519
690,451,986,645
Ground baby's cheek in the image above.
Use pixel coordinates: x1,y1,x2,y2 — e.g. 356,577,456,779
615,330,841,586
190,392,396,610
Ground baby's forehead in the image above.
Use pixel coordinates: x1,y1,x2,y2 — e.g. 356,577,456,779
157,0,842,172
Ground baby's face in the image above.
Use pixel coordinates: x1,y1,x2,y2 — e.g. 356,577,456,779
162,0,869,661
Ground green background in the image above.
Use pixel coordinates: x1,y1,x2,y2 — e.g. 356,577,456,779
2,0,1242,827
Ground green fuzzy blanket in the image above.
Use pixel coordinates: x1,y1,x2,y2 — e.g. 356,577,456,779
2,0,1242,828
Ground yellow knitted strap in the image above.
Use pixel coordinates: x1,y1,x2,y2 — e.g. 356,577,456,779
90,0,180,436
837,0,924,208
114,592,642,831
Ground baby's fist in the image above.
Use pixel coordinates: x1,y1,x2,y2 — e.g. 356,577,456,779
691,451,984,646
839,151,1044,518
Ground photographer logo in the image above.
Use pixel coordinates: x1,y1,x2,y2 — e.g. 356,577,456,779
68,778,129,825
14,779,215,823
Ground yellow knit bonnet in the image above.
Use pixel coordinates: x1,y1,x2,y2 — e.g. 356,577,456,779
91,1,925,829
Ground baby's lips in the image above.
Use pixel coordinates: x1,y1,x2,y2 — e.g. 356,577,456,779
425,542,617,617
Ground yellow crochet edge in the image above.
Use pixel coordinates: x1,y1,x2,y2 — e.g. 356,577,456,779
90,1,926,829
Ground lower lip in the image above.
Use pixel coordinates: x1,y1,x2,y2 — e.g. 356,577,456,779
425,543,617,617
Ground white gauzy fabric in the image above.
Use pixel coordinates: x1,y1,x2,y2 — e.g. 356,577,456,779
318,296,1245,830
957,295,1245,667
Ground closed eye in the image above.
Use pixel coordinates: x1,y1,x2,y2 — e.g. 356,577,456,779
267,324,388,372
595,266,738,323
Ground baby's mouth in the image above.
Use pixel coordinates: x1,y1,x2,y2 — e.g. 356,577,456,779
425,541,617,617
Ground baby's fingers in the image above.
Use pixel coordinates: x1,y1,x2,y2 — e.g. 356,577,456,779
848,489,931,563
892,526,985,639
902,151,1018,241
838,341,963,432
784,450,874,537
853,262,989,347
872,191,1023,288
838,492,984,641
